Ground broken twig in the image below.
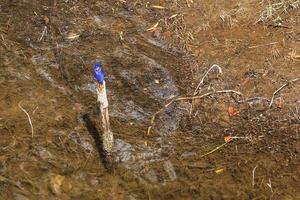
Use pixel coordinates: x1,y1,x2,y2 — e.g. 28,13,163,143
18,102,34,138
269,78,299,108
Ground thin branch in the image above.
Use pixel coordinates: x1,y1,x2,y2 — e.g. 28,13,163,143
147,90,242,135
190,64,223,116
18,102,34,138
269,78,299,108
193,64,223,95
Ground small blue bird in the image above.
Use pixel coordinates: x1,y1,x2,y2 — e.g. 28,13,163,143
94,62,105,84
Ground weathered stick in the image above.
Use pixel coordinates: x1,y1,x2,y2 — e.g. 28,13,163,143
147,90,242,135
94,62,114,157
96,81,114,154
18,102,34,138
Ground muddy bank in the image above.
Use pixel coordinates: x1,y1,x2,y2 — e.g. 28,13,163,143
1,0,300,199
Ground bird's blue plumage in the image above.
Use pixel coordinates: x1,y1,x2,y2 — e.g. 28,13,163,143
94,62,105,84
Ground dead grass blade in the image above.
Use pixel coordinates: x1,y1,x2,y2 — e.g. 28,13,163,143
200,142,229,158
18,101,34,138
147,21,159,32
256,0,300,25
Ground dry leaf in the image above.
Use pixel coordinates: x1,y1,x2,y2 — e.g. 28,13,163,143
224,135,233,143
227,105,239,116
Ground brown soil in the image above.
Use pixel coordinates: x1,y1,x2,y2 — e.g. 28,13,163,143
0,0,299,199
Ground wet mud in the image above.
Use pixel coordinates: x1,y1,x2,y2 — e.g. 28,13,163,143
0,0,300,199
